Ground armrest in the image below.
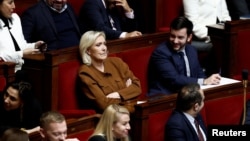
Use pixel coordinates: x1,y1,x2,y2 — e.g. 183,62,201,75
0,62,16,91
59,109,96,119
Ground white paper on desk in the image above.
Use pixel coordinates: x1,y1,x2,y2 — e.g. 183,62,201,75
201,77,241,90
137,100,147,104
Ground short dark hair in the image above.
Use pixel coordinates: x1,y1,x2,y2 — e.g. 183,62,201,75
1,128,29,141
176,83,202,111
170,16,193,35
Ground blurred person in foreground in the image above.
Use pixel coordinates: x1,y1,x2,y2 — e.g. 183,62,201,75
39,111,79,141
165,83,207,141
1,128,29,141
88,104,131,141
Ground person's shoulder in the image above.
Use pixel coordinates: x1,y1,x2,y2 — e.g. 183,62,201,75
185,43,198,53
167,110,186,125
88,135,106,141
107,57,123,63
151,41,171,55
78,64,92,73
185,43,196,50
22,1,44,14
11,13,19,19
154,41,169,51
106,57,127,68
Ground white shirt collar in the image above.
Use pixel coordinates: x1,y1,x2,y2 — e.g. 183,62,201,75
44,0,68,13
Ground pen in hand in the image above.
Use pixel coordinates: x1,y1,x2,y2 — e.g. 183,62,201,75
218,68,222,76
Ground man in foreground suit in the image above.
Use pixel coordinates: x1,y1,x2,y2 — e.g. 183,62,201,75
21,0,81,50
164,83,207,141
147,16,221,96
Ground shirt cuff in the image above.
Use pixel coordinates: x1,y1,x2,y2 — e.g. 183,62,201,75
198,78,204,85
125,9,134,19
119,32,127,38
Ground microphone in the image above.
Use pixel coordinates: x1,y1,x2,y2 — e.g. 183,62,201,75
242,69,248,125
242,69,248,88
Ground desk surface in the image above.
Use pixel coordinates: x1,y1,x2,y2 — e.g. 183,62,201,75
201,77,240,90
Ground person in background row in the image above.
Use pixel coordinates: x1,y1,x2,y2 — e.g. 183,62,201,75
78,31,141,113
79,0,142,40
1,128,29,141
147,16,221,96
0,81,42,136
182,0,231,51
165,83,207,141
39,111,79,141
0,0,45,72
21,0,81,50
226,0,250,20
88,104,131,141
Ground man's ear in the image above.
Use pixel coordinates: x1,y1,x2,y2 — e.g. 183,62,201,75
194,103,199,112
187,34,193,43
39,128,46,138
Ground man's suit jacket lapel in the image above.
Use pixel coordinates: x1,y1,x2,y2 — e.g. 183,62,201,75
66,5,81,36
185,45,196,76
181,112,201,141
40,1,57,34
99,0,114,29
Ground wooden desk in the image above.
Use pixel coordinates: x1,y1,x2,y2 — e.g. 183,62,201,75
131,81,250,141
207,20,250,77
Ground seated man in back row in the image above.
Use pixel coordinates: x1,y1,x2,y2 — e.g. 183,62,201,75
21,0,81,50
147,16,221,96
79,0,142,40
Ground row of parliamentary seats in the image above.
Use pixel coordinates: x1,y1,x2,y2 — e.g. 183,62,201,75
2,0,250,141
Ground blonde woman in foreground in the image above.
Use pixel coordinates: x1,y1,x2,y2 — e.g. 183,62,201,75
88,104,131,141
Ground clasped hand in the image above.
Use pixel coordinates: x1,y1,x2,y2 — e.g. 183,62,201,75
106,78,132,98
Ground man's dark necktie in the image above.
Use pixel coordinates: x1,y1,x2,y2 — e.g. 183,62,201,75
178,52,187,76
194,119,205,141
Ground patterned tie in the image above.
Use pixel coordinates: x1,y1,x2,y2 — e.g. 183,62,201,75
178,52,187,76
194,119,204,141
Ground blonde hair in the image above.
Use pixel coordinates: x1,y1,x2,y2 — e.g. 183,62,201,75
79,31,106,65
90,104,130,141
